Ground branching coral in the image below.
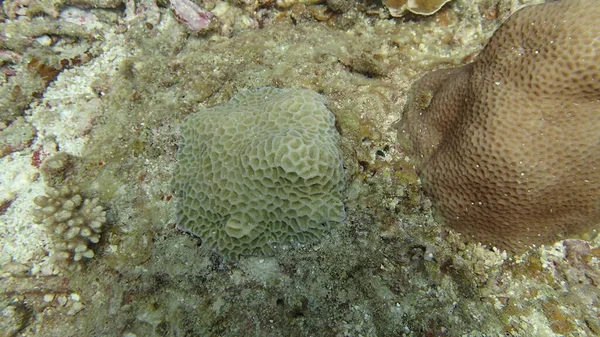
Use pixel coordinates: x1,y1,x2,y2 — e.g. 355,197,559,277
33,185,107,261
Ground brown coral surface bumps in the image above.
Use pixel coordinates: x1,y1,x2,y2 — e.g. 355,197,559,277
397,0,600,253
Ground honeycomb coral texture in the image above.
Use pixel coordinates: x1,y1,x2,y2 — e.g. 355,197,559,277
173,87,345,258
33,186,107,261
397,0,600,252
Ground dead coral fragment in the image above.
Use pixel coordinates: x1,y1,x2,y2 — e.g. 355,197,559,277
383,0,453,17
170,0,215,32
396,0,600,252
0,18,99,123
33,185,107,262
0,117,36,158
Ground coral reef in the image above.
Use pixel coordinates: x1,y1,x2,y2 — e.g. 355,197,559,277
32,185,107,262
396,0,600,252
2,0,599,336
173,87,345,258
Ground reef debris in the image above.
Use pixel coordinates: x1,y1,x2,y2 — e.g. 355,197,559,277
169,0,216,32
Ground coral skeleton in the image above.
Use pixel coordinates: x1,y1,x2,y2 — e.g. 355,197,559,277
170,0,215,32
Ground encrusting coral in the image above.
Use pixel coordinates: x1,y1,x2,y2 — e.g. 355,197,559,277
396,0,600,253
33,185,107,261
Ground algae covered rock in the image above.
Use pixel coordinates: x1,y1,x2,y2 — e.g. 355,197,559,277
173,87,345,259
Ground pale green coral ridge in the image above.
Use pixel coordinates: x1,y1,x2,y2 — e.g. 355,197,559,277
173,87,345,258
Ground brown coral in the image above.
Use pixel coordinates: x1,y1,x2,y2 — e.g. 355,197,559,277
396,0,600,252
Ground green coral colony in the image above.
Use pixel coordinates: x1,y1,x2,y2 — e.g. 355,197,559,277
173,87,346,258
